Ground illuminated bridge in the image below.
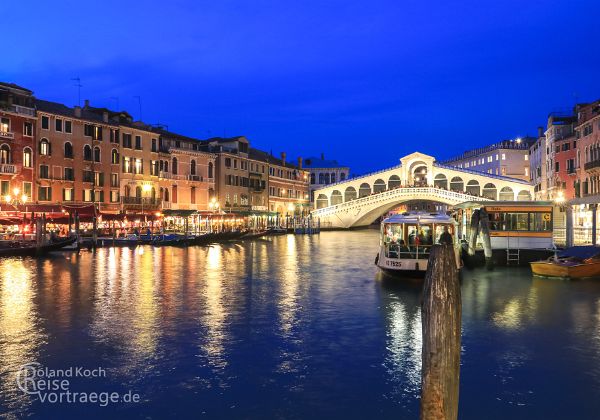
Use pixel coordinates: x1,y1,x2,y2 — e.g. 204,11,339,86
310,152,534,228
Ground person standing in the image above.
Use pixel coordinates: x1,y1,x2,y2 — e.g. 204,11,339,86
439,226,453,245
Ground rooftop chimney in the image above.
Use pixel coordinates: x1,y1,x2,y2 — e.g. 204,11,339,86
74,106,82,118
281,152,286,166
297,157,302,169
538,126,544,137
321,152,324,160
84,99,90,109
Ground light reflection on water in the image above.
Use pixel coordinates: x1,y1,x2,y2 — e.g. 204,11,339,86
0,231,600,418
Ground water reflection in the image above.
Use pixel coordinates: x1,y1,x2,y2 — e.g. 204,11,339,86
0,260,44,413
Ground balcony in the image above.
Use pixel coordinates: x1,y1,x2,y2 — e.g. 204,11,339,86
10,105,35,117
0,131,14,140
0,163,18,174
584,160,600,171
121,197,161,208
188,174,203,182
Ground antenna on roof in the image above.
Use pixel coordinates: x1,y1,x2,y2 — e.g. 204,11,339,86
71,77,82,106
133,96,142,121
109,96,119,111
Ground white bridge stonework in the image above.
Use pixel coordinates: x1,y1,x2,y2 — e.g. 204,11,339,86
311,152,534,228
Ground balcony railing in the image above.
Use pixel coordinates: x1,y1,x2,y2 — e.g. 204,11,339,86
0,131,14,140
121,197,161,207
10,105,36,117
188,175,203,182
0,164,18,174
584,160,600,171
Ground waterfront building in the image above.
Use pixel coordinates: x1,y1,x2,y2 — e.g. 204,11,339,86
246,149,270,213
154,128,216,212
442,137,535,181
302,154,350,202
34,99,118,213
529,128,548,200
0,83,36,206
542,114,578,200
264,151,310,216
577,100,600,197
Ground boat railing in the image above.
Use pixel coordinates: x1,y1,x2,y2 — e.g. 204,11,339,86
385,243,433,260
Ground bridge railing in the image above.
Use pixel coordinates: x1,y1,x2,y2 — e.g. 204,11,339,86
433,163,532,185
311,186,490,215
315,163,403,190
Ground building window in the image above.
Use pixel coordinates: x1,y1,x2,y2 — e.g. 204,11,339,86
0,180,8,196
63,188,74,201
110,173,119,187
501,153,506,160
94,172,104,187
83,170,94,183
39,165,49,179
111,149,119,164
310,173,315,184
65,120,72,133
0,144,10,164
524,154,529,161
191,186,196,204
23,182,32,199
83,189,93,202
122,133,132,148
38,186,52,201
23,147,32,168
172,158,178,175
83,145,92,161
23,121,33,137
225,158,231,168
39,139,51,156
110,129,119,144
64,167,74,181
41,116,49,130
151,138,157,152
134,158,143,174
64,142,73,158
110,190,119,203
208,162,214,178
135,135,142,150
94,146,101,162
55,118,63,132
84,124,102,140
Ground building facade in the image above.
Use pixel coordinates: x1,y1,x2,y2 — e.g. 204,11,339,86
442,138,535,181
529,128,547,200
0,83,36,206
577,100,600,197
303,154,350,202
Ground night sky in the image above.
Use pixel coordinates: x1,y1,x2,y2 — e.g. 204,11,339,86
4,0,600,174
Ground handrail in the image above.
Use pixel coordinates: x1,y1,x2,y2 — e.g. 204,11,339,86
433,163,532,184
311,186,490,214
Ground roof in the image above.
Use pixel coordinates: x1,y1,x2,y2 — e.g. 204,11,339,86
35,99,118,126
0,81,33,94
557,246,600,260
249,148,303,170
303,157,348,169
383,212,455,224
205,136,247,144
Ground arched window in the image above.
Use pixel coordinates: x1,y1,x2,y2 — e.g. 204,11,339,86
64,142,73,158
23,147,32,168
83,145,92,161
324,173,330,184
340,173,346,181
310,173,316,184
331,172,336,183
124,185,131,197
172,157,178,175
208,162,214,178
164,188,170,202
111,149,119,164
135,186,142,198
0,144,10,164
319,173,325,184
190,159,196,175
93,146,101,162
39,139,51,156
164,160,169,173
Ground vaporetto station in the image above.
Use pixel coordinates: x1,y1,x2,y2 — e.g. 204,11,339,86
310,152,535,228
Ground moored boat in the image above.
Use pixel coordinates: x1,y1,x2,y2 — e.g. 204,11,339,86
530,246,600,279
0,235,78,257
375,212,461,278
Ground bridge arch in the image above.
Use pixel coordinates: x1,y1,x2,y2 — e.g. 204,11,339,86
434,174,447,189
388,175,401,190
410,161,428,187
316,194,329,209
344,186,357,202
499,186,514,201
482,183,497,200
373,179,386,193
359,183,371,198
331,190,343,205
450,176,464,192
466,180,480,196
517,190,532,201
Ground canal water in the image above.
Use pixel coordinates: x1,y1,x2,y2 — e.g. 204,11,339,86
1,230,600,419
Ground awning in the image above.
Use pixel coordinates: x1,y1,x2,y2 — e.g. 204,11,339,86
568,195,600,206
162,209,197,217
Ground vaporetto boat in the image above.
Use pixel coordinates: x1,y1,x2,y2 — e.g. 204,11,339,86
375,212,461,277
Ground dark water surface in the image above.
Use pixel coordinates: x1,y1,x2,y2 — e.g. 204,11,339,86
1,230,600,419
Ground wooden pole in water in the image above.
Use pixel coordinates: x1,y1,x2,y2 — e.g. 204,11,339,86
468,209,480,256
421,244,461,420
478,208,494,269
592,204,597,246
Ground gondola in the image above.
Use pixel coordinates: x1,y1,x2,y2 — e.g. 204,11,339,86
240,230,269,240
0,235,78,257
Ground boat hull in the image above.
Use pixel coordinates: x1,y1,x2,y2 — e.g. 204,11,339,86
530,260,600,279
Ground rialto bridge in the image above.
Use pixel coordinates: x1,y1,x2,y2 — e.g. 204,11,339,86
310,152,535,228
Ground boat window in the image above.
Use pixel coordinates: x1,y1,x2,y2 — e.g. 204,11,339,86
489,211,550,232
434,224,454,243
531,212,552,231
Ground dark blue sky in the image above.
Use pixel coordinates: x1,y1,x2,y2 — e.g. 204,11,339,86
4,0,600,174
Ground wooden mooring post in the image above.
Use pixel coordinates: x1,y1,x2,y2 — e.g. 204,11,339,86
421,244,461,420
467,209,480,256
478,208,494,269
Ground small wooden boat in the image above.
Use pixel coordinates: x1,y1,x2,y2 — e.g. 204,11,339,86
267,227,287,235
240,230,268,240
0,235,78,257
530,246,600,279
